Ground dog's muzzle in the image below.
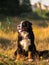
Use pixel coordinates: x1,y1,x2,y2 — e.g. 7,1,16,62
17,24,22,32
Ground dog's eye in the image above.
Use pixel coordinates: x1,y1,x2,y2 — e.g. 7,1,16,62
22,23,27,27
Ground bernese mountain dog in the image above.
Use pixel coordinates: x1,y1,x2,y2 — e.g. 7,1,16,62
14,20,37,61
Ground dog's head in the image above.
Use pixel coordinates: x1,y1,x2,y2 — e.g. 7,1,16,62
17,20,32,32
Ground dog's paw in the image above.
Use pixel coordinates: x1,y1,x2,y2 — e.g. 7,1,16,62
28,59,33,62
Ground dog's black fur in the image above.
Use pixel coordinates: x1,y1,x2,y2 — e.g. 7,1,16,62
14,20,37,58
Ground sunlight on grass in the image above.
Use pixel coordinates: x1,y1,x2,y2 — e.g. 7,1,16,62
33,26,49,50
0,22,49,64
0,23,49,65
0,30,18,40
0,25,49,52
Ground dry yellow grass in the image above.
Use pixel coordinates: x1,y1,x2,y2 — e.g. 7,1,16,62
33,26,49,40
33,25,49,50
0,30,18,40
0,25,49,56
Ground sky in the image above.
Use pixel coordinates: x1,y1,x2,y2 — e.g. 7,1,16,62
30,0,49,6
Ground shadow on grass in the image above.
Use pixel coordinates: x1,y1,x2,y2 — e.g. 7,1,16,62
35,20,48,28
0,38,11,49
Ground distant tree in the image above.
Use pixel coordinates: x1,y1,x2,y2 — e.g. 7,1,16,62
38,0,42,15
0,0,19,15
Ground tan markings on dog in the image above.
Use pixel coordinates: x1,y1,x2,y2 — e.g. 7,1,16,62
20,31,29,38
28,51,31,59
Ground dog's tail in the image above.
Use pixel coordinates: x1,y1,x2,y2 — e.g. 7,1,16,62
36,50,49,59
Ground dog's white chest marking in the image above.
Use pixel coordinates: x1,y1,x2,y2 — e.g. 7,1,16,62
20,39,31,51
20,31,31,51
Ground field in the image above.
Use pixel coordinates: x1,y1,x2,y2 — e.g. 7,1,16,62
0,17,49,65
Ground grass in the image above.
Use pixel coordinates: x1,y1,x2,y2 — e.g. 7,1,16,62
0,23,49,50
33,26,49,50
0,30,18,40
0,17,49,65
0,53,49,65
0,56,49,65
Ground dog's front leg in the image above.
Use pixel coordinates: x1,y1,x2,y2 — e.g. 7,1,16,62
28,51,31,59
16,42,22,60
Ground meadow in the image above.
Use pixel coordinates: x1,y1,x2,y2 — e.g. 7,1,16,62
0,17,49,65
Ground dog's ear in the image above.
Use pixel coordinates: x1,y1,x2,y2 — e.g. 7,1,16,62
27,21,32,26
26,21,32,27
22,20,32,27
